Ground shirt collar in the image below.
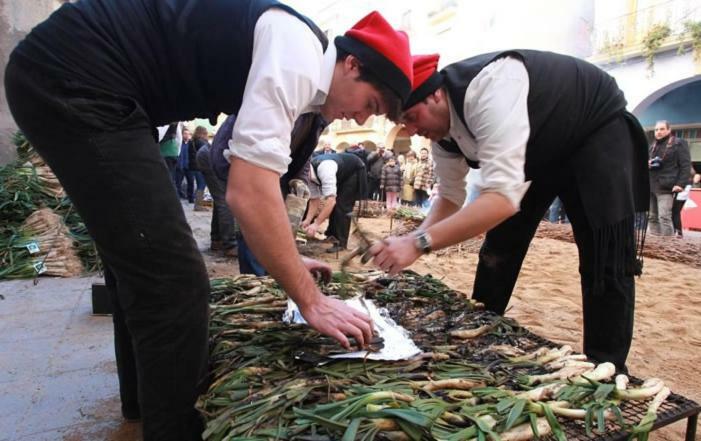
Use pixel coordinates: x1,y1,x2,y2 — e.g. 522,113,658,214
308,44,336,109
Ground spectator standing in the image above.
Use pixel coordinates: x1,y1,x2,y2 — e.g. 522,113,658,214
312,137,334,157
346,142,369,166
381,154,403,210
367,144,388,200
672,165,696,237
159,122,180,189
176,127,195,203
648,120,691,236
190,126,210,211
401,150,418,205
197,116,237,255
413,147,434,208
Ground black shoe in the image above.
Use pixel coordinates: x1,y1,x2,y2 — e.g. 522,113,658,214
325,244,345,253
122,407,141,422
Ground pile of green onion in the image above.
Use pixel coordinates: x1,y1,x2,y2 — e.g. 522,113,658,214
199,271,670,441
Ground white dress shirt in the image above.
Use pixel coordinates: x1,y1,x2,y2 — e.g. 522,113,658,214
434,56,531,210
224,9,335,175
309,160,339,198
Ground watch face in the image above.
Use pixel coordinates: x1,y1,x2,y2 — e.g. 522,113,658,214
415,232,430,253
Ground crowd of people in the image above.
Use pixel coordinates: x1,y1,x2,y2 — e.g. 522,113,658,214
332,141,437,209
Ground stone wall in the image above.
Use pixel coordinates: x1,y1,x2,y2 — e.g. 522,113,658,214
0,0,62,164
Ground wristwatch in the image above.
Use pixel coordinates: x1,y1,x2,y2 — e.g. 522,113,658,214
414,230,433,254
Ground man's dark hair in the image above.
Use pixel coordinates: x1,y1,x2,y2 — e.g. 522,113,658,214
336,48,402,122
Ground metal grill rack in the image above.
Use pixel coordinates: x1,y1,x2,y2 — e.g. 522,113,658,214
204,273,701,440
517,331,700,441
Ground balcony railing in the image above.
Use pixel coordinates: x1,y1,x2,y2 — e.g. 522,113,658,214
591,0,701,62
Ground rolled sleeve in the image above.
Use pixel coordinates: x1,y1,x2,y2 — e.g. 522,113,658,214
227,9,322,175
467,57,531,209
317,160,338,197
433,143,469,207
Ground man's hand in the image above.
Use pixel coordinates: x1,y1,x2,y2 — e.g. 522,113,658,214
304,222,320,238
672,185,683,193
299,295,374,350
369,235,422,276
301,256,332,283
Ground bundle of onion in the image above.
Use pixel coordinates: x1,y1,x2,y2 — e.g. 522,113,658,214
0,208,84,279
15,165,65,199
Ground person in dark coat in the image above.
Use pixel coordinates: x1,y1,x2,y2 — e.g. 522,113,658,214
370,51,651,372
197,117,238,255
367,144,388,200
5,2,413,438
190,125,210,211
648,120,691,236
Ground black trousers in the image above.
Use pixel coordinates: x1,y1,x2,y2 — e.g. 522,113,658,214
5,59,209,440
327,173,363,248
368,176,381,200
472,118,636,370
196,145,236,249
672,195,685,234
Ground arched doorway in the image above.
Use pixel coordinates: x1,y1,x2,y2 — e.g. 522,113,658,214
361,140,377,152
635,78,701,166
335,142,350,152
386,126,412,155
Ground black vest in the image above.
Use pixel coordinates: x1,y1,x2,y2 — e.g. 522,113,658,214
16,0,327,126
440,50,627,180
312,153,366,183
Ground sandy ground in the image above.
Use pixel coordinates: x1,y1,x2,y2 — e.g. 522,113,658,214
192,206,701,440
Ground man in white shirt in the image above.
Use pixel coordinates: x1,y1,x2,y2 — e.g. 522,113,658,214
370,51,651,371
5,2,413,438
225,10,413,352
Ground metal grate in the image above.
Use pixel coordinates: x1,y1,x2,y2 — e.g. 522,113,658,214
519,328,700,440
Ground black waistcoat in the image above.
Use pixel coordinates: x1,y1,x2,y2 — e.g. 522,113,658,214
15,0,327,126
440,50,627,180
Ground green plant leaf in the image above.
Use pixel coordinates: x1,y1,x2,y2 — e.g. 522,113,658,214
504,399,526,431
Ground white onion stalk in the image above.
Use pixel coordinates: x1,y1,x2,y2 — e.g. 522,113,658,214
616,378,666,400
615,374,629,391
574,362,616,384
450,324,492,339
516,382,565,401
417,378,486,392
529,401,615,421
525,363,596,385
545,354,588,369
499,417,551,441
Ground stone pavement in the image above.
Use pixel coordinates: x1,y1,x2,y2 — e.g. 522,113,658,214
0,276,142,440
0,202,220,440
